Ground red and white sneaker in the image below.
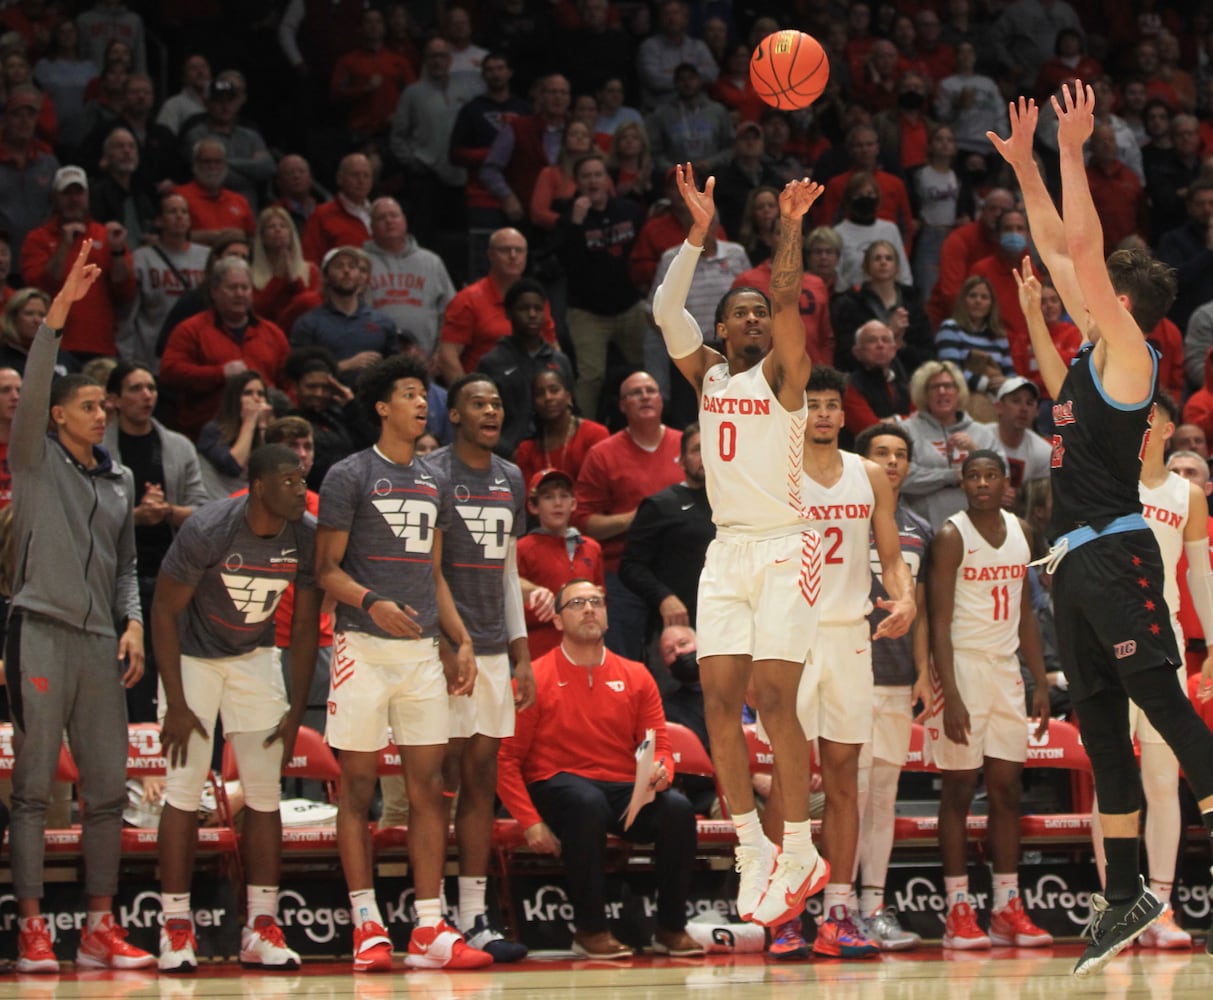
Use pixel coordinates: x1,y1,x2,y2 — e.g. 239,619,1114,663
158,918,198,974
1137,905,1192,949
240,915,301,969
76,914,157,969
734,839,777,922
750,850,830,927
405,920,493,970
942,902,991,950
16,916,59,973
989,897,1053,947
352,921,393,972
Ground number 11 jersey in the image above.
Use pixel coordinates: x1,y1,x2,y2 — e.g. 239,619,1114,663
947,509,1030,655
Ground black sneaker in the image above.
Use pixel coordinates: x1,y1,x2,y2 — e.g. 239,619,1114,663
1073,879,1164,978
464,913,528,963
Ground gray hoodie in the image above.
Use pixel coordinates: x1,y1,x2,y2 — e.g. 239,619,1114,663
363,235,455,357
899,409,1006,532
9,323,140,635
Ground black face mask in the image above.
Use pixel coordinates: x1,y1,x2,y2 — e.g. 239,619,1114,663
898,91,925,110
967,167,987,185
851,194,878,220
670,652,700,685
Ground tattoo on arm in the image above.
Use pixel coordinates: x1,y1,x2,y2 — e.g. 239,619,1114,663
769,220,802,296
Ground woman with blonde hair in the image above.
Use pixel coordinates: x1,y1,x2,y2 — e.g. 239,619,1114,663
935,274,1015,398
899,359,1004,529
830,237,931,371
606,121,654,206
530,120,605,231
736,185,780,265
250,205,321,334
0,288,77,374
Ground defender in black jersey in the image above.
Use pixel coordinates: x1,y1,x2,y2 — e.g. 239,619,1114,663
992,84,1213,977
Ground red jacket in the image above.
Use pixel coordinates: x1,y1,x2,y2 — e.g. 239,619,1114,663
20,218,136,356
815,168,913,239
496,644,673,830
301,199,371,265
733,262,834,365
516,531,604,659
160,309,289,439
926,221,1000,328
504,115,562,213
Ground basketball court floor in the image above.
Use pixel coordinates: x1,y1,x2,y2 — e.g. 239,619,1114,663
0,947,1209,1000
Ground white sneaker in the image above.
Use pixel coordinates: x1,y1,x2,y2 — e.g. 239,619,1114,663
865,907,922,951
734,839,777,921
750,850,830,927
1137,906,1191,949
158,919,198,974
239,916,301,969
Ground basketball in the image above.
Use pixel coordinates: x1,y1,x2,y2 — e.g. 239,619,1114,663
749,30,830,111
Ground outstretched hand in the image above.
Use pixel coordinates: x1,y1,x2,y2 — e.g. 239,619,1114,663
779,178,824,220
1052,79,1096,149
1013,255,1042,316
987,96,1038,168
46,241,101,329
675,163,716,243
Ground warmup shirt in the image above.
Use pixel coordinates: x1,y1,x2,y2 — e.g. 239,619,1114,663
698,360,810,539
159,495,317,657
871,503,933,686
802,451,876,623
424,446,525,654
318,446,454,638
947,510,1030,654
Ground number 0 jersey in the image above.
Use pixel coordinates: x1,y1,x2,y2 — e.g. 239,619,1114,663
803,451,875,623
947,509,1030,655
699,361,811,539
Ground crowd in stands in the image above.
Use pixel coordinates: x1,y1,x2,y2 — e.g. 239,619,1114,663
6,0,1213,970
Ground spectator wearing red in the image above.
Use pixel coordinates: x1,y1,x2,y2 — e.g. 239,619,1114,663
709,42,766,123
174,137,255,243
852,40,906,115
969,209,1033,386
573,371,682,662
912,9,956,83
1034,28,1101,102
1086,125,1145,258
628,169,726,293
517,469,604,660
250,205,322,336
872,72,935,173
1038,279,1082,373
160,257,289,439
513,369,609,488
437,227,556,384
300,153,373,265
20,165,134,358
329,7,416,143
1183,346,1213,450
0,86,59,258
843,319,912,438
814,125,914,240
925,187,1014,328
733,251,834,366
1148,316,1185,403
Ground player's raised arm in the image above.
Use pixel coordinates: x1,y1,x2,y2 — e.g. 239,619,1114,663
1054,81,1152,385
652,163,726,392
1014,256,1067,399
988,97,1089,331
764,178,821,410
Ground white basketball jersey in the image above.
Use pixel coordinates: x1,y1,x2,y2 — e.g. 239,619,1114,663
803,451,875,622
1140,472,1190,628
699,361,811,539
948,510,1030,654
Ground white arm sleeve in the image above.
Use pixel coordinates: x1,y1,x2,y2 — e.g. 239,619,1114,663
651,240,705,359
504,539,527,644
1185,538,1213,642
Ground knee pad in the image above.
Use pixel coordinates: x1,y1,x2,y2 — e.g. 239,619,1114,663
229,730,283,812
163,732,215,813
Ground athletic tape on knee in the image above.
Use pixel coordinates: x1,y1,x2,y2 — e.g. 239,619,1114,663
652,241,705,359
229,730,284,812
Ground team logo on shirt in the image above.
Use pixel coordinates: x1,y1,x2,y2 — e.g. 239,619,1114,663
456,506,514,560
371,498,437,553
221,573,290,624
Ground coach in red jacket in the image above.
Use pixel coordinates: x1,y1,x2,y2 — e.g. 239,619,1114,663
497,579,702,961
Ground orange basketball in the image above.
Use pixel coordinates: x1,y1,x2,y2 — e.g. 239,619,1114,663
749,30,830,111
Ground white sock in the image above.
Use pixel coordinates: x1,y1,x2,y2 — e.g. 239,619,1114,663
415,898,443,929
733,809,764,850
823,883,851,913
349,889,383,928
162,892,192,923
458,876,487,931
859,886,884,918
86,911,110,933
992,873,1018,912
1148,878,1173,903
944,876,968,912
781,818,816,863
247,885,278,924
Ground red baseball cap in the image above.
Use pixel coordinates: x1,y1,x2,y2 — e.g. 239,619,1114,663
528,468,573,497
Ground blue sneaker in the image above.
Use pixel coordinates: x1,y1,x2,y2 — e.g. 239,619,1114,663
768,919,811,961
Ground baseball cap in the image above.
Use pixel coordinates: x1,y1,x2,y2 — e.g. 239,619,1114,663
736,121,762,139
210,77,240,99
321,245,370,272
5,87,39,113
528,468,572,497
995,375,1039,402
52,166,88,192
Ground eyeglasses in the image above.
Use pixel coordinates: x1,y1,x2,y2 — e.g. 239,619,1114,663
926,382,957,392
559,596,606,611
623,386,660,398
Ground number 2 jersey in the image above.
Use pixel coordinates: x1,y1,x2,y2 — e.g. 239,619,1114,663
947,509,1030,654
319,446,453,639
803,451,875,623
424,445,525,655
699,361,812,539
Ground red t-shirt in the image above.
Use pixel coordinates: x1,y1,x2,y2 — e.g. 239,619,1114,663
512,418,610,489
439,275,557,373
300,200,371,265
175,180,256,236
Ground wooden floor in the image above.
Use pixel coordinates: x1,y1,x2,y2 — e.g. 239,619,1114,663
0,947,1210,1000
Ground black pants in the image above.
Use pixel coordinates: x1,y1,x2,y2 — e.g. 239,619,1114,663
528,773,696,934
